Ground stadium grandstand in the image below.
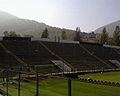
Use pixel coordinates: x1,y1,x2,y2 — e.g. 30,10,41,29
0,37,120,74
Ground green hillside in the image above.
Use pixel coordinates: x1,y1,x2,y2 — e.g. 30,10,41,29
0,11,76,40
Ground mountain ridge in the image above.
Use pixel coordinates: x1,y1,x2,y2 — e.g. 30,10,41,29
0,11,75,40
94,20,120,37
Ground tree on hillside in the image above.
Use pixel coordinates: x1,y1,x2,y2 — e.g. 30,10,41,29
112,26,120,45
24,34,34,38
74,27,81,41
3,31,9,36
3,31,21,37
9,31,21,37
99,28,108,44
61,30,67,40
41,28,49,38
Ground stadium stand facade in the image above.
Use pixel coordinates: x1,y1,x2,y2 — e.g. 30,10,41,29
0,37,120,73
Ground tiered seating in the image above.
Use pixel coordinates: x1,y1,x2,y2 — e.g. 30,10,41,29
81,43,120,62
42,42,114,71
80,43,119,68
0,40,119,73
0,41,60,73
0,42,20,67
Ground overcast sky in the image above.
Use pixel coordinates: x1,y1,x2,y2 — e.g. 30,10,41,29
0,0,120,32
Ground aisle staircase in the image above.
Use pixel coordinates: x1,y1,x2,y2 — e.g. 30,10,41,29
109,60,120,68
51,60,72,72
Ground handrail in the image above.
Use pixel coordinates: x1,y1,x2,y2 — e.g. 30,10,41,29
114,49,120,54
79,44,113,68
0,43,34,72
38,41,75,71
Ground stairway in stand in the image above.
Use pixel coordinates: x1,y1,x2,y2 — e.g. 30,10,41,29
51,60,72,72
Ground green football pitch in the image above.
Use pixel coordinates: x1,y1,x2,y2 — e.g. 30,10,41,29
0,71,120,96
80,71,120,83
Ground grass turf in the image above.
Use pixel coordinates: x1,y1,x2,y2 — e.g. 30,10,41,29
0,78,120,96
80,71,120,83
